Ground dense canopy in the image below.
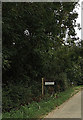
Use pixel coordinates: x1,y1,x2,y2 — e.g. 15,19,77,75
2,2,83,112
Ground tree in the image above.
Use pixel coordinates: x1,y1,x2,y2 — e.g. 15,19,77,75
3,2,82,112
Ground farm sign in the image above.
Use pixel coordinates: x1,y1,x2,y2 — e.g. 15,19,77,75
42,78,55,96
45,82,55,85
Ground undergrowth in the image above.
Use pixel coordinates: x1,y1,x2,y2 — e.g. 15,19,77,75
2,86,81,119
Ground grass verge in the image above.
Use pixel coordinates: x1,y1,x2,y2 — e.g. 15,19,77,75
2,86,82,119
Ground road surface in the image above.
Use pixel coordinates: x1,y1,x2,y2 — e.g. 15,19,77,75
44,91,81,118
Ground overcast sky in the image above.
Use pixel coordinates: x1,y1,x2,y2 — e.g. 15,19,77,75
75,0,82,41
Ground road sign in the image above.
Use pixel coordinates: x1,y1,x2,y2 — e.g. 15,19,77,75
45,82,55,85
42,78,55,96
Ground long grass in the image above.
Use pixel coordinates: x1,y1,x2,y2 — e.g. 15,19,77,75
2,86,81,119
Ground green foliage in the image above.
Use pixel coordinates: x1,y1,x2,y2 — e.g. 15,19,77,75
2,2,78,79
2,81,41,112
2,87,80,119
2,2,83,114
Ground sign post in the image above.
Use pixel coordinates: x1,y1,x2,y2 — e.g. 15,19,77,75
42,78,55,96
42,78,44,96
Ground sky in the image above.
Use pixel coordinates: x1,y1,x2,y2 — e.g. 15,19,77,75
75,0,82,41
64,0,82,45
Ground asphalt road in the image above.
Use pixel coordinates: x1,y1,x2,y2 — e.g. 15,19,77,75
45,91,81,118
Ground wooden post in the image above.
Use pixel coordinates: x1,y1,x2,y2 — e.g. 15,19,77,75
42,77,44,96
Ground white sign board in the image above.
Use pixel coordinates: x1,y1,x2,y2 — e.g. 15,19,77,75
45,82,55,85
